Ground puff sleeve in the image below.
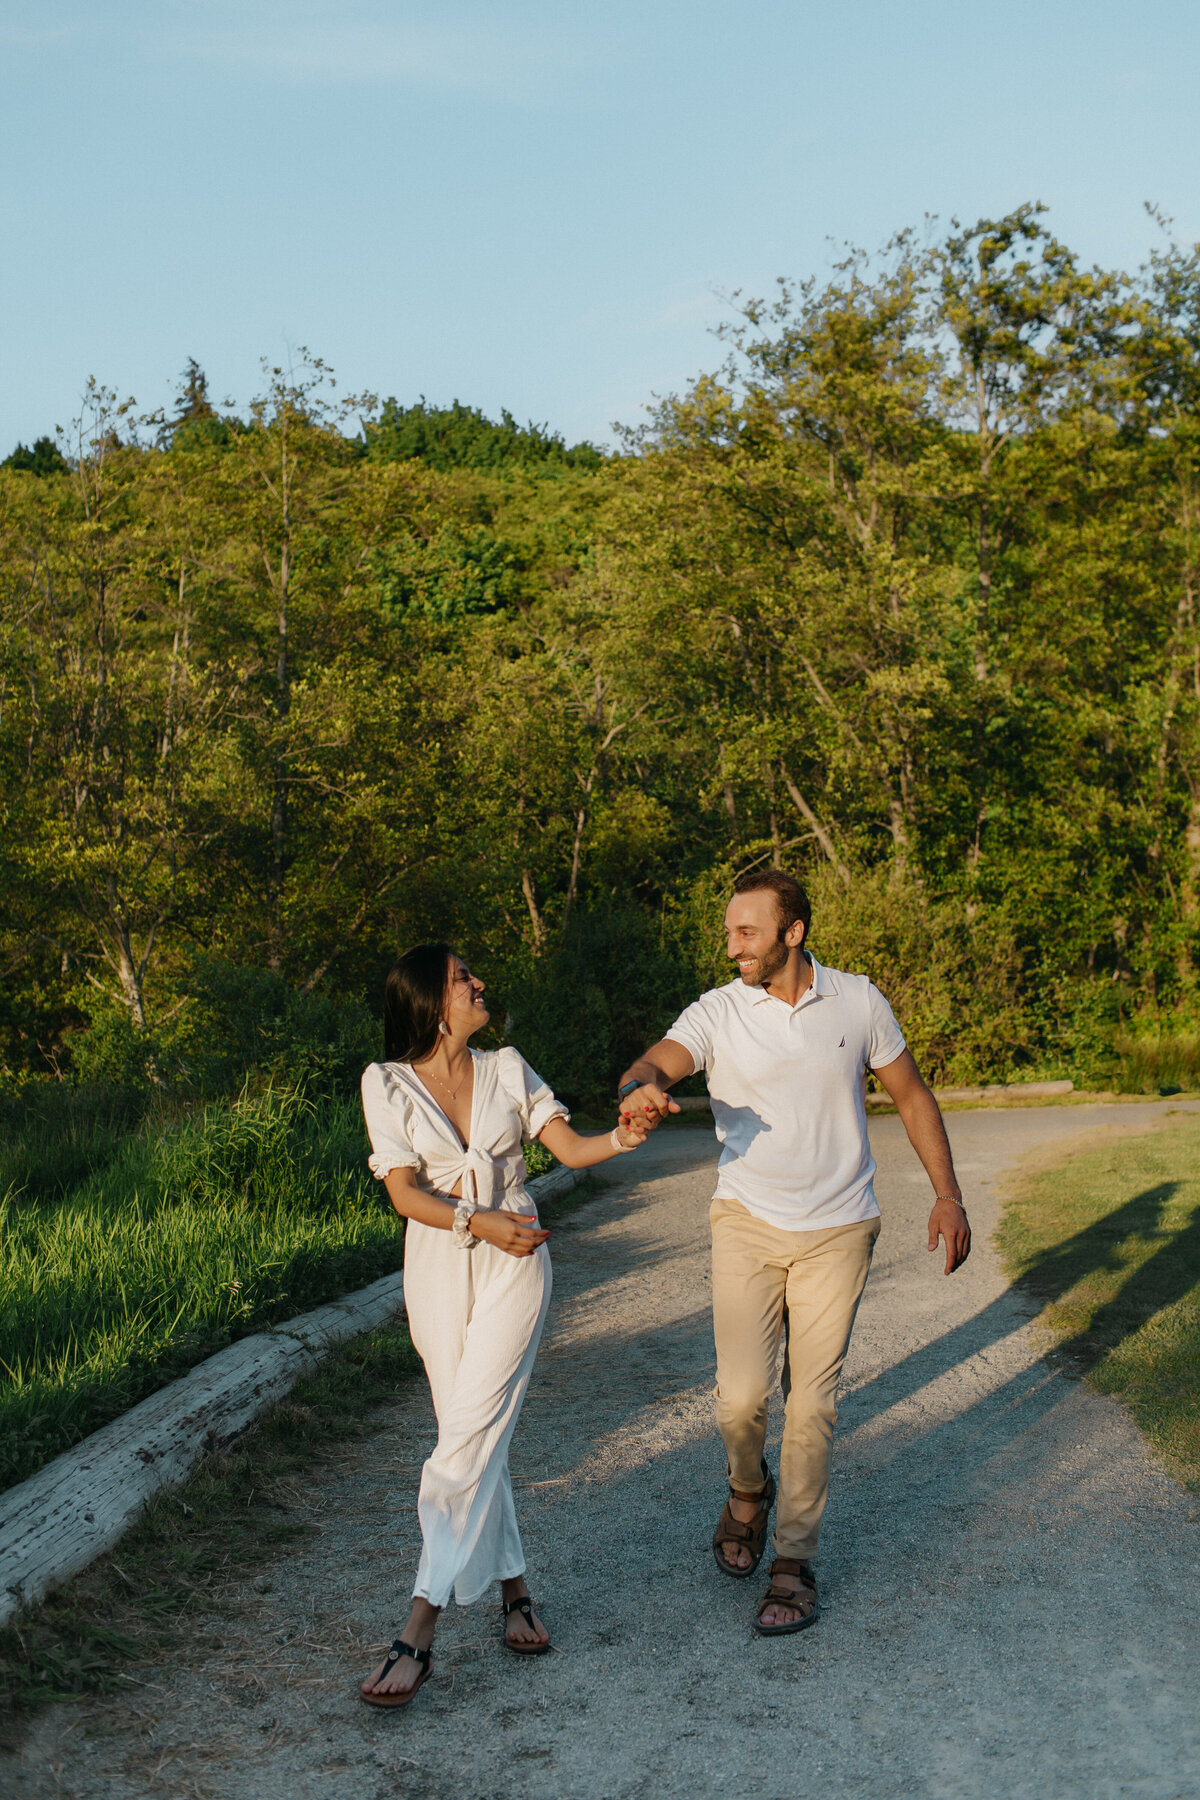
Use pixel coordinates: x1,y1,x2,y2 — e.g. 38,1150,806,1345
360,1062,422,1182
497,1047,570,1141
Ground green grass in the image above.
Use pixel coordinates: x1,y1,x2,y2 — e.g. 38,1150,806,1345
0,1083,563,1492
996,1115,1200,1490
1112,1030,1200,1095
0,1085,407,1489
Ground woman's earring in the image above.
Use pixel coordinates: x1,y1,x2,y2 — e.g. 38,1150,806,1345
438,1020,451,1036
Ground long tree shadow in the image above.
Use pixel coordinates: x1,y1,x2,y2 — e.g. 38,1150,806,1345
1009,1179,1200,1376
824,1181,1200,1555
844,1181,1200,1431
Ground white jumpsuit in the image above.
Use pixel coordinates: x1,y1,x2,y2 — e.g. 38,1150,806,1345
360,1047,566,1609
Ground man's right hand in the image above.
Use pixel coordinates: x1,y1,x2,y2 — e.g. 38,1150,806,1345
619,1083,681,1132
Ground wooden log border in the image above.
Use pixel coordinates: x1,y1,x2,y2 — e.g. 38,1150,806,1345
0,1165,582,1628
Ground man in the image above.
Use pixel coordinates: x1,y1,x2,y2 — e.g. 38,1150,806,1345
616,869,969,1636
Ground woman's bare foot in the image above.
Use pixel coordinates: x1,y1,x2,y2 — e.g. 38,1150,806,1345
361,1598,439,1702
500,1576,550,1651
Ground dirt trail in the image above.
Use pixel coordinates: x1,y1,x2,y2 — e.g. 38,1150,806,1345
9,1103,1200,1800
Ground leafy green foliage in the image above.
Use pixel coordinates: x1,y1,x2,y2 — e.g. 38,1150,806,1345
503,906,695,1112
366,397,602,473
0,436,68,477
5,207,1200,1109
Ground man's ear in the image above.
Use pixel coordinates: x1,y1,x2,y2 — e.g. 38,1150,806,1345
785,919,806,949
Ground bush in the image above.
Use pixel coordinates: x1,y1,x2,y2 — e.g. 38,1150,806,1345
502,905,694,1112
64,961,380,1103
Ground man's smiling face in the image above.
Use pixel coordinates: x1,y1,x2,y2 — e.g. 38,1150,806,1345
723,889,803,987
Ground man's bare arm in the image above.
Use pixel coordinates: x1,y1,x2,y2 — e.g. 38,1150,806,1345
872,1049,970,1274
616,1038,695,1126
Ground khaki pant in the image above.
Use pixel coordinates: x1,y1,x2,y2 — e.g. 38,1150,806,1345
710,1196,879,1561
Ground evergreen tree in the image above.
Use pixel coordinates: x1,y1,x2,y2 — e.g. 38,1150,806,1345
2,435,68,476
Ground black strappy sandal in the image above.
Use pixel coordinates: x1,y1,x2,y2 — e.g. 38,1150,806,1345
500,1594,552,1656
712,1459,776,1579
360,1638,434,1707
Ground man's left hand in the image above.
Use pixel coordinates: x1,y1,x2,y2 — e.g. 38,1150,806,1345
927,1197,971,1274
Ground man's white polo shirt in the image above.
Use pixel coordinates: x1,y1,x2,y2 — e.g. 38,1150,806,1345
664,956,906,1232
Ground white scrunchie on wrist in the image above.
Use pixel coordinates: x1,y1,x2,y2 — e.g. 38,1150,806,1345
452,1198,478,1248
609,1127,635,1154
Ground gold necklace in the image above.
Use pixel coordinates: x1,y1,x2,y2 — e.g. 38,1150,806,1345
423,1062,468,1102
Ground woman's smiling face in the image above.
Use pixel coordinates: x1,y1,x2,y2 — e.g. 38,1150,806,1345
443,956,490,1036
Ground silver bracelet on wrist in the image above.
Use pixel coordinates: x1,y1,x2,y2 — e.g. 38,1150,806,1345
609,1127,635,1154
452,1198,478,1248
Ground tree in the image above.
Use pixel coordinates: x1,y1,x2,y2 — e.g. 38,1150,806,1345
2,436,69,477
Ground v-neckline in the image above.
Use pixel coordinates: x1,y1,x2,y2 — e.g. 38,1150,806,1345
411,1051,476,1151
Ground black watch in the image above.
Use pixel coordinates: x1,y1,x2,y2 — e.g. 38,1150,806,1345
617,1079,639,1103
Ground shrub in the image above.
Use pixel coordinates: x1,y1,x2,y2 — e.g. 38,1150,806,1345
501,905,694,1112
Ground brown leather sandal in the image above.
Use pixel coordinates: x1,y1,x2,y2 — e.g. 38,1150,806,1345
753,1556,819,1636
711,1459,776,1579
501,1594,552,1656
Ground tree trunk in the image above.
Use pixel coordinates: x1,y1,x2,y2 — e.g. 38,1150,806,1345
269,447,292,970
564,805,587,920
108,885,147,1030
521,869,546,952
779,766,850,886
1177,787,1200,986
888,797,910,876
160,564,190,760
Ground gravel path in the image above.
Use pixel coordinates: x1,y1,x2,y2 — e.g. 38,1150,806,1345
10,1102,1200,1800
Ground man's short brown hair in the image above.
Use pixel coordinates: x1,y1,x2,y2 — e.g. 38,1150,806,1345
732,869,812,940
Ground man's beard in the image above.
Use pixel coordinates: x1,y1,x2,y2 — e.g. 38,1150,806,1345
736,933,790,986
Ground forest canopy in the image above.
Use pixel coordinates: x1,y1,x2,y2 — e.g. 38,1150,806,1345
5,203,1200,1109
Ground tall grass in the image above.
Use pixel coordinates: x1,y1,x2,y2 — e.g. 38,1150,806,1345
1112,1031,1200,1094
0,1086,405,1489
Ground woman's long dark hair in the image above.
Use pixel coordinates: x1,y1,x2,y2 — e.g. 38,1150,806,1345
383,942,454,1063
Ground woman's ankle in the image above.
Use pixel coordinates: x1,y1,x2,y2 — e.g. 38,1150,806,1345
403,1599,440,1647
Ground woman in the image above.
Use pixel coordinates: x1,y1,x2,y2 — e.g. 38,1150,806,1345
358,941,647,1707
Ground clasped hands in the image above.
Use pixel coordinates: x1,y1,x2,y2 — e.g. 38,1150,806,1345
618,1083,681,1137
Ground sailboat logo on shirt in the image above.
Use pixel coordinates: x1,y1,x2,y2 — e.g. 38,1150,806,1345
838,1035,846,1047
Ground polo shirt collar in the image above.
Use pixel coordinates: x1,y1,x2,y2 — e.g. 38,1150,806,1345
733,953,832,1010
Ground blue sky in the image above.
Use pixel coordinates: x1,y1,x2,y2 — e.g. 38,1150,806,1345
2,0,1198,451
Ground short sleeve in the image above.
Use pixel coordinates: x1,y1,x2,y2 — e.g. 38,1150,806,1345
360,1063,421,1181
663,995,713,1075
498,1048,570,1141
865,984,907,1070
